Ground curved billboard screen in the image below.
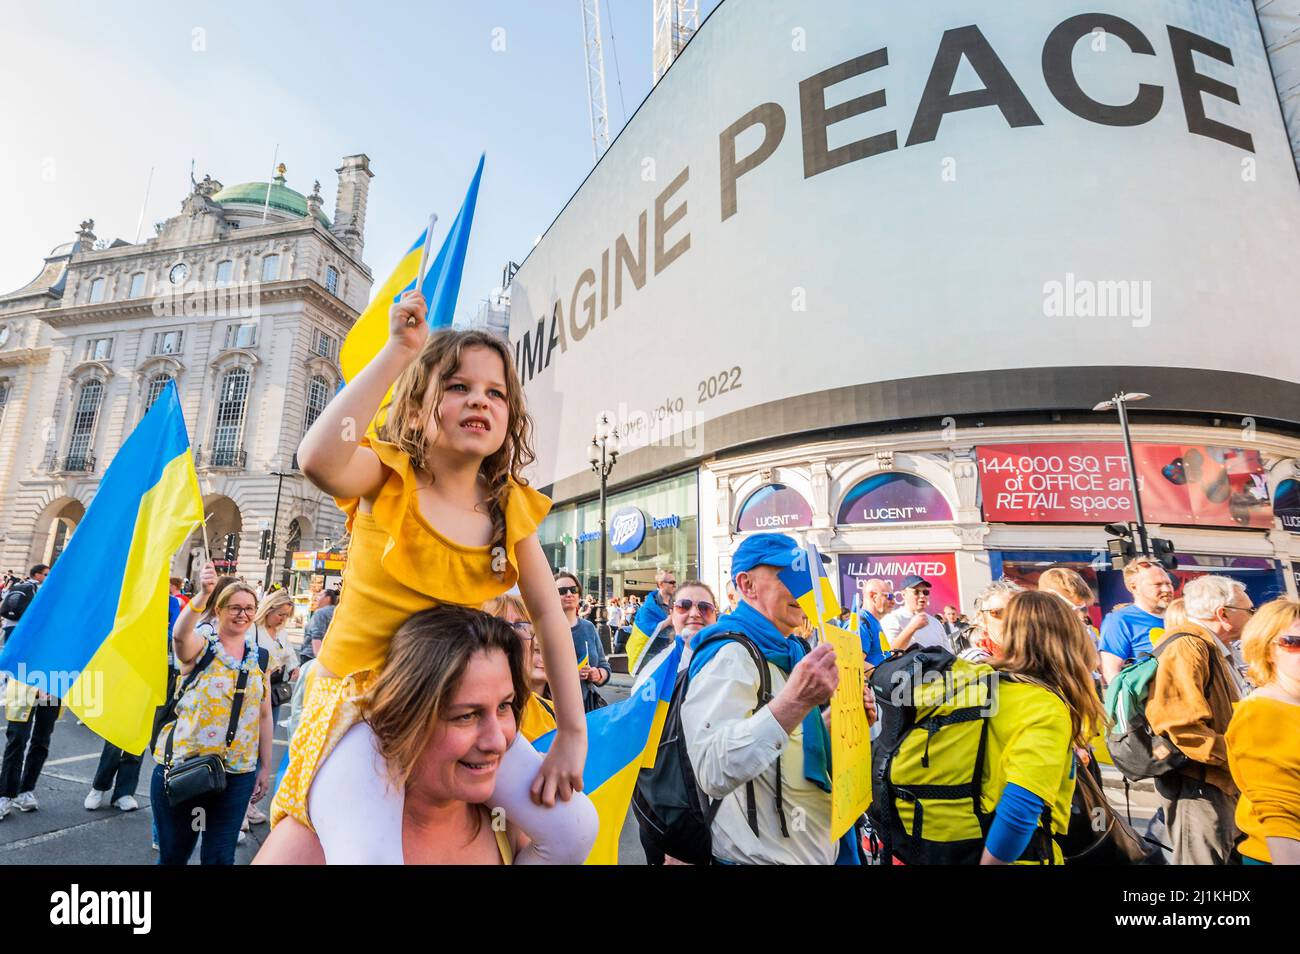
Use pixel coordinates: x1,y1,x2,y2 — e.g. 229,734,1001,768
512,0,1300,491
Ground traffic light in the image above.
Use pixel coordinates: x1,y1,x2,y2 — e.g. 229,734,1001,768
259,529,272,560
1104,523,1137,570
1152,537,1178,571
224,533,238,563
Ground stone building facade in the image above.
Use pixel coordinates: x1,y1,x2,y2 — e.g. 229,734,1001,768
0,155,375,583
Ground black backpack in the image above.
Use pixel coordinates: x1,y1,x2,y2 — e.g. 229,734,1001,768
1,582,37,623
632,632,779,866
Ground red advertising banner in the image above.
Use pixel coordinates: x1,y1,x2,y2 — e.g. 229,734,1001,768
977,443,1271,528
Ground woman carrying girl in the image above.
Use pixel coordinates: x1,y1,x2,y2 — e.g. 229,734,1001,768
271,291,594,863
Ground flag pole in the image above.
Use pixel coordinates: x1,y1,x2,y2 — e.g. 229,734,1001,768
261,144,279,224
411,212,438,316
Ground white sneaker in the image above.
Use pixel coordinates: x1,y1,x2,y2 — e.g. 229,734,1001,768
84,788,109,810
15,791,38,812
114,795,139,812
151,840,159,851
237,830,247,844
0,796,11,820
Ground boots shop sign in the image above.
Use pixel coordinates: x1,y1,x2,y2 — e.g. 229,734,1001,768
511,0,1300,489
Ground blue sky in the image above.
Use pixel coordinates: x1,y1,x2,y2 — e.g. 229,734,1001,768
0,0,718,321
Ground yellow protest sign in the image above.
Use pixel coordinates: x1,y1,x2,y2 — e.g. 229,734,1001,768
824,623,872,839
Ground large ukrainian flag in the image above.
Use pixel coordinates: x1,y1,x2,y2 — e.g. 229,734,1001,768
339,154,485,383
0,381,202,754
624,592,668,673
536,639,682,865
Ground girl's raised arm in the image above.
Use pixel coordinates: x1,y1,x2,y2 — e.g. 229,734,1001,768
297,291,429,499
515,534,588,806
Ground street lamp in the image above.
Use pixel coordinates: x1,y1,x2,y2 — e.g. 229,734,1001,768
588,414,618,635
264,470,292,591
1093,391,1151,556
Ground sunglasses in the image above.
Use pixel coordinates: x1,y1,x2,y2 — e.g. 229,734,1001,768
1276,634,1300,651
557,586,579,596
1225,604,1255,616
674,598,716,615
984,607,1005,620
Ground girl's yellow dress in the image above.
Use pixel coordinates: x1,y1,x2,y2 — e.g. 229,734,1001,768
271,436,550,829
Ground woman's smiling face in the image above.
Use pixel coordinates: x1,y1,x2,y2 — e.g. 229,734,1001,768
409,649,517,804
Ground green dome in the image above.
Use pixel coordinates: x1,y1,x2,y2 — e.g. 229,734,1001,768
213,179,331,227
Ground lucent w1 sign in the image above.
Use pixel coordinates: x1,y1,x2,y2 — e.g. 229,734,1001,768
511,0,1300,490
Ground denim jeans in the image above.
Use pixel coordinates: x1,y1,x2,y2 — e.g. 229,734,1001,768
151,763,256,865
1,699,61,797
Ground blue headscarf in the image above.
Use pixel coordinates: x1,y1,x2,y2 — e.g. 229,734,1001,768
688,600,830,793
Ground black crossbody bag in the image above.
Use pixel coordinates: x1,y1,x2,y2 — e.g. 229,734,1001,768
162,642,258,806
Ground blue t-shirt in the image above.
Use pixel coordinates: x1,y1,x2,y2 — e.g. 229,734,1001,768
859,613,887,668
1099,604,1165,663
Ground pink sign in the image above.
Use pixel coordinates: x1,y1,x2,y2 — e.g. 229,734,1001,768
838,552,962,615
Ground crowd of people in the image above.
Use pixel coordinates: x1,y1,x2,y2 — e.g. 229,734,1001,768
1,289,1296,867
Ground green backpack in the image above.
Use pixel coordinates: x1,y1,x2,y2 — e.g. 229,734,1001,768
1103,632,1210,783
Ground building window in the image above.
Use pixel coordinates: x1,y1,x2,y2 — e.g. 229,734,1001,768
66,378,104,469
325,266,339,296
88,277,106,304
0,379,10,431
129,273,146,298
152,329,183,355
313,328,335,360
143,373,173,416
261,255,280,282
223,323,257,349
85,337,113,361
303,375,329,434
215,260,233,285
212,367,250,466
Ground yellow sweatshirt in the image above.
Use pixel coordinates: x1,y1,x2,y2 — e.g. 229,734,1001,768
1226,694,1300,863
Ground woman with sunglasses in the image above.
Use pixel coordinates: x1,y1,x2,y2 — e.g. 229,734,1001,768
153,562,273,864
631,581,719,681
483,594,555,743
554,573,610,711
959,579,1023,663
1227,599,1300,865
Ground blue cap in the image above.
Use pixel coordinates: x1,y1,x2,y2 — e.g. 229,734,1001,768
899,574,930,590
731,533,803,580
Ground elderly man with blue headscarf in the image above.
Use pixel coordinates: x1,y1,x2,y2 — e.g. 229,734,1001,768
681,533,874,864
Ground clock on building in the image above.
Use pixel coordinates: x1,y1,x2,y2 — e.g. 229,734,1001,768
169,263,189,284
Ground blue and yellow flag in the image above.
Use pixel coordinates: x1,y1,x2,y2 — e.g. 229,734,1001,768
777,543,842,629
624,591,668,673
339,154,485,383
0,381,202,753
536,639,683,865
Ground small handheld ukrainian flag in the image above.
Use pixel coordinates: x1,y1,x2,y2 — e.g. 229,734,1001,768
0,381,203,754
777,541,841,630
536,639,683,865
624,593,668,673
339,154,485,384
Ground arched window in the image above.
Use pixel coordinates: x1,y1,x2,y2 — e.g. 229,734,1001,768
212,367,250,467
261,255,280,282
143,373,173,417
303,375,329,434
66,378,104,471
88,277,106,304
736,483,813,532
837,472,953,525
